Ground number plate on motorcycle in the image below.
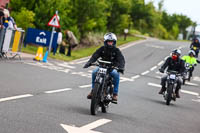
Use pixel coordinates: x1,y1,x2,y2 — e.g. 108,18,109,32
169,74,176,79
99,68,107,74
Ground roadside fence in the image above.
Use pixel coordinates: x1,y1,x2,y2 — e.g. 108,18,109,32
0,28,25,60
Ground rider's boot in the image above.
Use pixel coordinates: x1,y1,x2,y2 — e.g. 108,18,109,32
112,94,118,104
175,88,180,98
87,91,92,99
159,86,166,94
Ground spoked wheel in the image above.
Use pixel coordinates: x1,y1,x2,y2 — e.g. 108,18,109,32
166,84,173,105
90,83,101,115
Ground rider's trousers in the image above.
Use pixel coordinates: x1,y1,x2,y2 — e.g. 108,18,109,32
161,74,183,90
92,67,120,95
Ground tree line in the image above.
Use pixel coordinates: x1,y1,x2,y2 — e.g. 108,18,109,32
9,0,195,44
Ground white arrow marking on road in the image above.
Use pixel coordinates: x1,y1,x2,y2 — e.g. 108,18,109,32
61,119,112,133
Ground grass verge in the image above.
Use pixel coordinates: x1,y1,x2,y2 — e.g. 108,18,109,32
22,35,143,61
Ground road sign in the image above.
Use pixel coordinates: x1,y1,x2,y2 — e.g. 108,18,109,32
60,119,112,133
47,14,60,28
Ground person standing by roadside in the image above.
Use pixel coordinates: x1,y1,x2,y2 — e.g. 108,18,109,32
3,9,17,30
64,30,78,56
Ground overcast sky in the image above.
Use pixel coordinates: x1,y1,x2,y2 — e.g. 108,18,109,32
145,0,200,24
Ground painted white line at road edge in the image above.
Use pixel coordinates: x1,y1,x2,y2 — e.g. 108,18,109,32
141,70,150,75
45,88,72,94
79,84,91,88
0,94,33,102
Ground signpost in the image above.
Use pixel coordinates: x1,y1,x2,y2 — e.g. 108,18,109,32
43,10,60,62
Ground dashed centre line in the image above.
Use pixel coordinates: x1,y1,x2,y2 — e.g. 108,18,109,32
44,88,72,94
0,94,33,102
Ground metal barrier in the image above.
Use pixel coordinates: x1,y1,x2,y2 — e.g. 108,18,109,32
0,28,25,60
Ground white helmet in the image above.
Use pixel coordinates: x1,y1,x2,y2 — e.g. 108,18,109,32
172,49,181,56
104,32,117,48
188,50,195,56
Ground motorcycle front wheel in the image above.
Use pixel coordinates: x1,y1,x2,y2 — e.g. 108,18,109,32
91,83,101,115
166,84,173,105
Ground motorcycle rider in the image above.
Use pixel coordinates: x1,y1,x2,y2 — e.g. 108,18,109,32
159,49,185,98
181,50,197,80
83,32,125,102
190,38,200,58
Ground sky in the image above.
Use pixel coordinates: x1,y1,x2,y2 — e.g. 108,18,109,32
145,0,200,24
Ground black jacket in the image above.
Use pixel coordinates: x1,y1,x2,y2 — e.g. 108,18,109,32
190,42,200,48
87,46,125,69
161,57,185,74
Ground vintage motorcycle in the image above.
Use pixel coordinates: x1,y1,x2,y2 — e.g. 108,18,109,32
182,63,191,85
89,59,118,115
191,46,199,58
163,70,180,105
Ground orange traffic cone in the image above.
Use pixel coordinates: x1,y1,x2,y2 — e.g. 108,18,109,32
34,46,43,61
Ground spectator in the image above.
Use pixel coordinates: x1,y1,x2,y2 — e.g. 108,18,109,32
3,9,17,30
52,28,63,55
0,9,4,28
64,30,78,56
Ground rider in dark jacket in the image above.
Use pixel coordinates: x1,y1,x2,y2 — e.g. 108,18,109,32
159,49,185,98
83,32,125,102
190,38,200,57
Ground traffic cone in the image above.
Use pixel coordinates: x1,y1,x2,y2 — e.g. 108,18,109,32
34,46,43,61
43,51,48,63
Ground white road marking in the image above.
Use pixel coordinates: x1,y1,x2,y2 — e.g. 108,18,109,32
155,76,161,79
61,119,112,133
150,66,157,71
164,56,169,60
193,76,200,82
81,119,112,130
120,77,134,82
185,82,199,86
131,75,140,80
192,99,200,103
145,44,164,49
79,85,91,88
45,88,72,94
141,70,150,75
120,40,146,50
148,82,161,88
180,90,199,96
158,61,164,66
57,63,75,69
148,82,199,96
0,94,33,102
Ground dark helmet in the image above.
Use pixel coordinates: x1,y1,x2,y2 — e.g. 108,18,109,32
104,32,117,48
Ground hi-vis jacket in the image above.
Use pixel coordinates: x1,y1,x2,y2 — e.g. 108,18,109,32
181,55,197,67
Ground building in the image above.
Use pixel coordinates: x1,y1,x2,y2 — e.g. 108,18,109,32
0,0,10,9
